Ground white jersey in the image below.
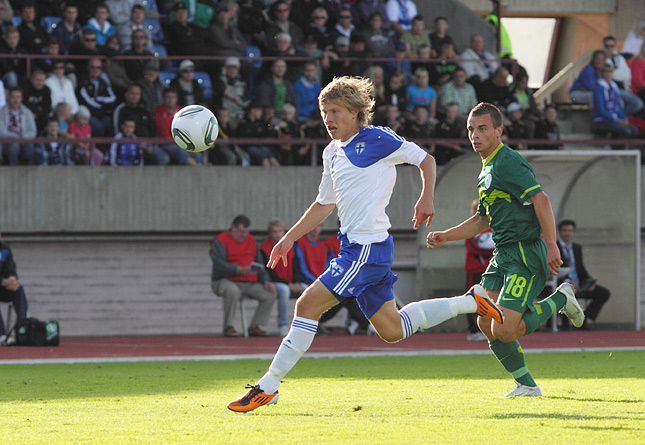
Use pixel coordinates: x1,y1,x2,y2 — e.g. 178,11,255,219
316,125,427,245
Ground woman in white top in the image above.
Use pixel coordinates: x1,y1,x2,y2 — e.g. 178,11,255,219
45,60,79,114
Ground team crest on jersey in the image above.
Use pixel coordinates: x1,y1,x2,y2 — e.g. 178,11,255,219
484,173,492,189
330,260,345,277
355,141,366,155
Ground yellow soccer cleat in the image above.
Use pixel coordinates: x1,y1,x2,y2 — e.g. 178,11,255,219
227,384,279,413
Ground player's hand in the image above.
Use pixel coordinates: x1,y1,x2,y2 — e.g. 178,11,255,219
412,198,434,229
426,231,447,249
546,244,563,275
268,237,294,269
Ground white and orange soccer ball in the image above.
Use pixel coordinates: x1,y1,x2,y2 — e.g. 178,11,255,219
171,105,218,152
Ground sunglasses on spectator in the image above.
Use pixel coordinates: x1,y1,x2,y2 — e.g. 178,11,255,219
84,37,96,42
340,15,351,19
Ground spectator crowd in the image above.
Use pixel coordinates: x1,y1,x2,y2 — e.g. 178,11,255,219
0,0,643,166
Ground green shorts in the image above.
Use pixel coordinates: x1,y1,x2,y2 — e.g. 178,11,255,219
480,238,548,313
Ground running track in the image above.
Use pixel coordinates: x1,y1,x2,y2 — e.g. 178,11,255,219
1,330,643,365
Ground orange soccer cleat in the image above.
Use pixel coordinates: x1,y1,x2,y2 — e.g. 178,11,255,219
227,384,279,413
469,285,504,324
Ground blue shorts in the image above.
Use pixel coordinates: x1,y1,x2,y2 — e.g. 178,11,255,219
319,233,398,319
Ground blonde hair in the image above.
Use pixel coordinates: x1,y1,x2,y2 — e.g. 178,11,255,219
318,76,375,127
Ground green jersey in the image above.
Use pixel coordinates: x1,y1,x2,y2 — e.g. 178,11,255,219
477,143,542,246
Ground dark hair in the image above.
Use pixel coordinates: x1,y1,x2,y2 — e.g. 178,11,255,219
412,15,424,23
163,88,178,96
132,4,145,13
232,214,251,228
469,102,503,128
591,49,605,61
8,86,22,96
434,16,448,24
603,35,616,44
558,219,576,230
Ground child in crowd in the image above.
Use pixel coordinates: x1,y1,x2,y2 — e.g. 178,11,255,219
109,118,143,166
404,104,434,154
53,102,73,138
275,103,308,165
37,117,73,165
69,105,103,165
236,102,279,166
434,102,466,164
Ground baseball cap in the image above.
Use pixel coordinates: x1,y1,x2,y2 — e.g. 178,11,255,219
507,102,522,113
225,56,241,67
335,35,350,47
179,59,195,71
173,2,187,12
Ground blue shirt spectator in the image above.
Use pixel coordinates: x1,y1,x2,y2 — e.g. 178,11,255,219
294,62,322,123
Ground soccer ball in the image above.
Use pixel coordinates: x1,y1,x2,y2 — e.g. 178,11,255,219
171,105,218,152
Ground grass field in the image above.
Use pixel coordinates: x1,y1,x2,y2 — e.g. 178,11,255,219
2,351,644,443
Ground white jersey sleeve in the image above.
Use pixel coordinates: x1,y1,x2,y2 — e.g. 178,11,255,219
315,143,337,205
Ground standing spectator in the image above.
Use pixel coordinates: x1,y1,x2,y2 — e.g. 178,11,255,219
37,117,73,165
69,105,104,165
406,67,437,119
485,6,512,59
0,232,29,339
116,4,155,53
210,215,277,338
53,3,82,56
400,15,429,56
153,88,199,166
260,219,305,337
433,102,466,164
459,34,498,87
213,56,250,128
385,0,417,36
113,83,169,165
136,62,164,117
294,61,322,124
265,1,304,54
503,102,531,150
353,0,391,34
78,57,118,137
85,3,116,47
533,104,563,150
257,59,298,115
0,26,26,88
169,60,206,107
429,16,455,57
0,87,37,165
123,29,154,82
440,67,478,119
109,118,144,166
236,102,280,166
17,2,49,54
593,64,640,140
477,66,514,112
630,42,645,102
603,36,631,91
557,220,611,329
23,69,52,133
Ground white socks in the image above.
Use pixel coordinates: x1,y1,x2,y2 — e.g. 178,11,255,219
256,316,318,394
399,294,477,339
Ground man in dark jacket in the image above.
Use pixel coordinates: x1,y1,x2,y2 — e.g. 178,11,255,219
0,233,28,338
78,57,117,137
23,69,52,133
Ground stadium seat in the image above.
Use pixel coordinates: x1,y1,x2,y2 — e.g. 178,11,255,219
242,45,263,70
135,0,159,12
158,71,175,88
11,16,21,27
41,16,62,33
194,71,213,100
153,44,172,71
144,17,166,45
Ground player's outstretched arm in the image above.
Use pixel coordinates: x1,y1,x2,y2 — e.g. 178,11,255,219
530,191,562,275
268,201,336,269
412,155,437,229
426,214,490,249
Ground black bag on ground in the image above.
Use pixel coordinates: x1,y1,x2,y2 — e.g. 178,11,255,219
10,318,60,346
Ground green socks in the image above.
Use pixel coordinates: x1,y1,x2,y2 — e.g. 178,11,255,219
522,290,567,334
489,339,536,387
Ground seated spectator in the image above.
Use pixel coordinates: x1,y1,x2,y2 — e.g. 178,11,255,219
209,2,247,61
259,218,305,337
209,107,250,166
305,7,333,50
123,29,154,82
46,60,80,115
153,88,199,166
102,35,133,99
53,102,73,138
0,26,27,88
353,0,391,34
433,102,466,164
477,66,514,112
301,109,328,165
78,57,117,137
257,59,298,115
622,19,645,58
265,1,304,54
593,64,640,141
365,64,387,114
503,102,531,150
23,69,52,133
213,56,250,128
136,62,164,117
400,15,430,56
37,117,73,165
238,0,268,49
385,42,413,81
85,3,116,47
169,60,206,107
35,35,64,75
533,104,563,150
113,83,169,165
0,87,37,165
164,2,211,59
364,11,395,60
427,42,458,88
116,4,155,53
385,0,417,36
429,16,455,57
166,0,213,29
322,35,363,85
53,3,82,55
275,103,307,165
236,102,280,166
603,35,631,91
459,34,498,87
403,104,434,154
109,118,144,165
302,34,324,82
383,70,408,112
512,72,541,130
557,219,611,329
68,28,101,83
210,215,277,338
331,7,356,43
630,42,645,102
373,103,404,134
270,33,309,81
294,61,322,124
293,224,332,288
17,2,48,54
0,232,29,339
70,105,104,165
406,67,437,119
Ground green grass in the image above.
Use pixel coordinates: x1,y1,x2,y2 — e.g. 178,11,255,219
1,351,644,443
